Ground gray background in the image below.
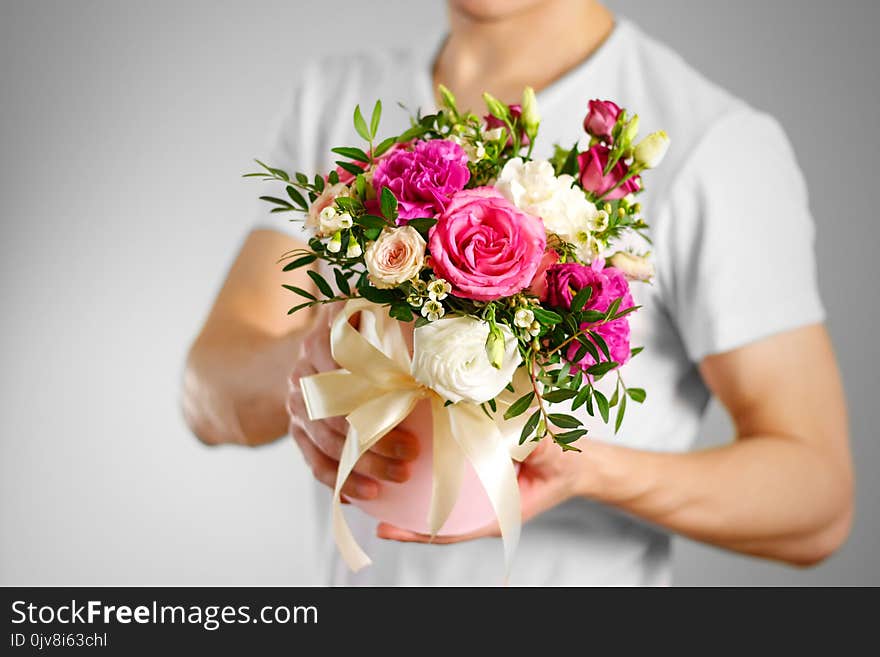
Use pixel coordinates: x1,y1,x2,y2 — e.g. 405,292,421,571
1,0,877,586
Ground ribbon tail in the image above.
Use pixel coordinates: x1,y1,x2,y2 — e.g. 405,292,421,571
299,370,375,421
332,389,422,572
426,395,465,537
447,403,522,576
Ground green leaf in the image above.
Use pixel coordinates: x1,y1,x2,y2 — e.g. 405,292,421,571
532,307,563,325
571,286,593,313
576,335,600,363
333,269,351,296
373,136,397,157
307,271,335,298
259,195,293,208
586,361,618,377
270,207,292,214
364,227,382,240
541,388,578,403
282,253,317,272
561,142,579,177
287,302,314,315
328,170,340,185
355,214,389,230
286,185,307,208
605,297,621,321
590,331,611,361
380,187,398,221
627,387,646,403
397,125,426,143
487,398,497,413
609,385,620,407
331,146,370,163
389,303,413,322
547,413,581,429
503,391,535,420
313,174,325,193
282,285,316,301
370,100,382,139
572,385,592,411
335,160,365,177
555,428,588,444
615,393,627,433
354,173,366,200
594,390,610,423
612,305,641,320
630,346,644,358
406,217,438,235
358,286,397,304
519,409,541,445
353,104,370,141
295,172,308,185
581,309,606,323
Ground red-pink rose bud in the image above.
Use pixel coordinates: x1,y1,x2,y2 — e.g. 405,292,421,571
583,99,622,142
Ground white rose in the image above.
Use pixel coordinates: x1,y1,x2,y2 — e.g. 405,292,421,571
364,226,426,289
495,157,598,244
307,182,349,235
412,316,521,404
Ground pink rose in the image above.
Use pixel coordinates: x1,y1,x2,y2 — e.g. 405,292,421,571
543,260,635,369
583,99,621,142
428,187,546,301
371,140,470,222
527,249,560,299
578,145,640,200
484,103,530,146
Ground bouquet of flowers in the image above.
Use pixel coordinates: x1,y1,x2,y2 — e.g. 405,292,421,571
249,86,669,571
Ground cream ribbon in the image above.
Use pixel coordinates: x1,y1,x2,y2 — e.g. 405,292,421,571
299,298,536,573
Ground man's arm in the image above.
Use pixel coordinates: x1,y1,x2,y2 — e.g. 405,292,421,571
182,229,315,446
380,324,854,566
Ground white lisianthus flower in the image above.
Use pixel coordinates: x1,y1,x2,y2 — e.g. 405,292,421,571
364,226,426,289
495,158,598,245
634,131,670,169
412,316,521,404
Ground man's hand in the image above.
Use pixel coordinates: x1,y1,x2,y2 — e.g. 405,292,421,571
287,305,420,501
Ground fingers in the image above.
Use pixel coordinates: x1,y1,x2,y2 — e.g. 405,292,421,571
306,419,412,483
291,425,378,500
375,521,499,544
370,428,420,461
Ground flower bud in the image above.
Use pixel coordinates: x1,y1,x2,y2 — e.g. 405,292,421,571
521,86,540,141
482,92,509,122
608,251,654,282
485,324,506,369
622,114,640,143
633,131,670,169
438,84,458,113
346,234,362,258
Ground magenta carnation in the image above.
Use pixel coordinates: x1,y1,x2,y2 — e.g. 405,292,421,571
543,261,635,370
428,187,546,302
371,139,470,222
578,145,640,200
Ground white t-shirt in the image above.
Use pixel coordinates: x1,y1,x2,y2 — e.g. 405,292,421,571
253,17,824,586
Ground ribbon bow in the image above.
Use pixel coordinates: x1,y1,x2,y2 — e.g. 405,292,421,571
299,298,535,573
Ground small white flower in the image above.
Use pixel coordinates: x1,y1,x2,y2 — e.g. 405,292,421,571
427,278,451,301
337,212,353,229
327,231,342,253
319,205,342,236
483,126,504,142
421,299,445,322
588,209,609,233
407,293,424,308
474,142,486,160
529,321,541,337
514,307,535,328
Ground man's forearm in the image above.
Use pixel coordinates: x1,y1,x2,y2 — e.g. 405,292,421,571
183,323,303,446
579,435,853,565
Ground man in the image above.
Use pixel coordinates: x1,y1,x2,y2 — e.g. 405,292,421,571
183,0,852,585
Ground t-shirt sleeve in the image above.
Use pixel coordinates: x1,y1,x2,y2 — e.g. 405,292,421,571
655,108,825,362
250,71,318,243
